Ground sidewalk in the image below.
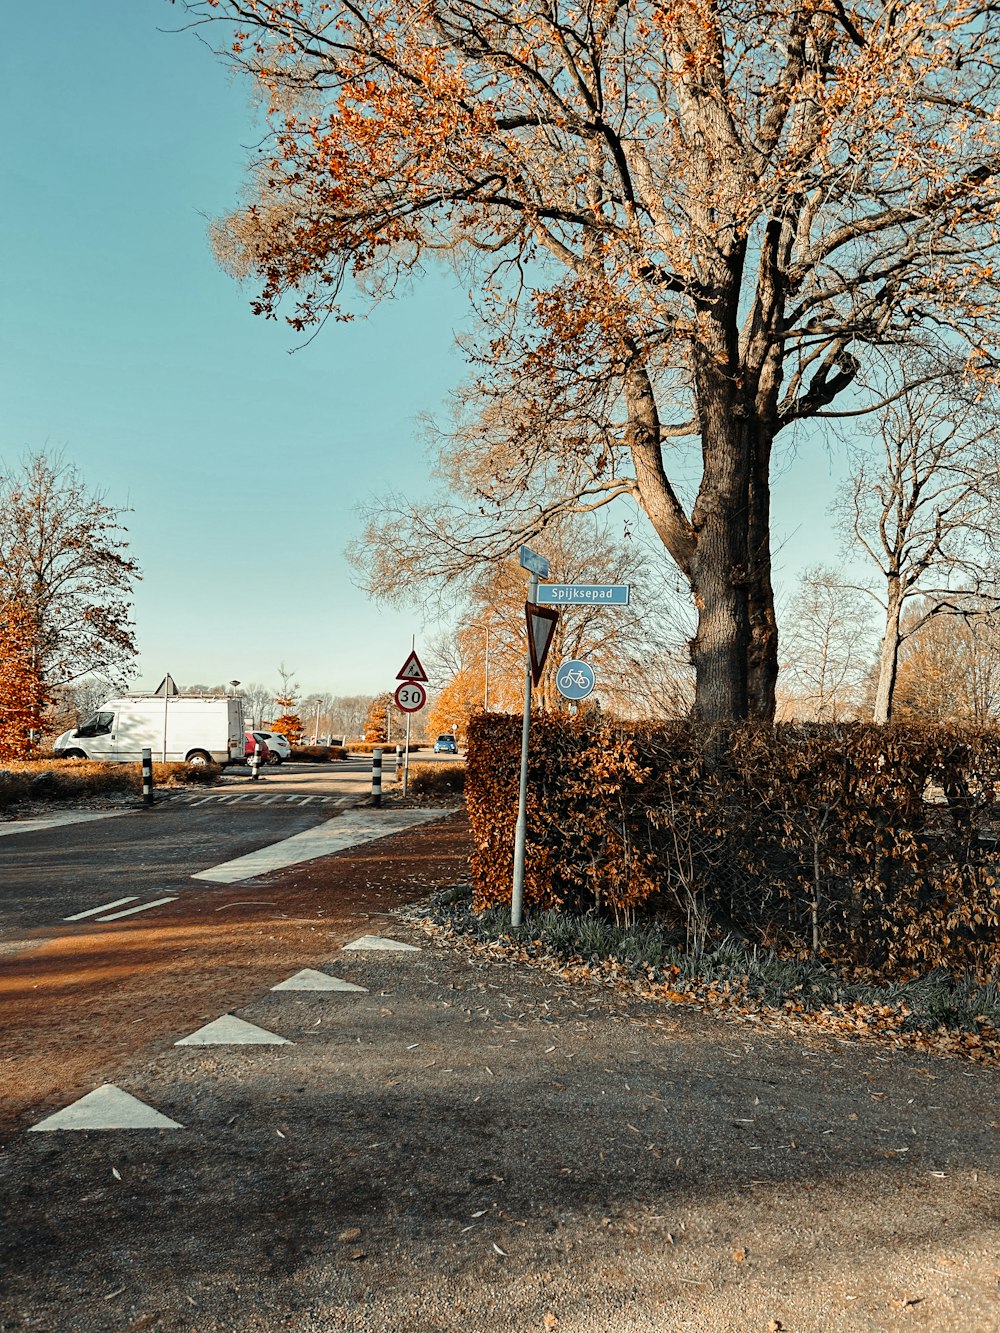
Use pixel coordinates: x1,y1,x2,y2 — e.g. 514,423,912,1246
2,810,999,1332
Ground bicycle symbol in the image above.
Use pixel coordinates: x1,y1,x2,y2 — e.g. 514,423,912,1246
558,668,592,689
555,660,595,700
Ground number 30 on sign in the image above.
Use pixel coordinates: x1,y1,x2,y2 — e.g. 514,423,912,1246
395,681,427,712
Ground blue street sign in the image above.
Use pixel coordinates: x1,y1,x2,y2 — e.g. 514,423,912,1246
556,660,596,701
519,545,550,578
535,584,630,605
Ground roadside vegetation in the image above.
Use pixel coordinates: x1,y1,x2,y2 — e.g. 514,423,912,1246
415,891,1000,1066
406,762,465,798
0,758,219,812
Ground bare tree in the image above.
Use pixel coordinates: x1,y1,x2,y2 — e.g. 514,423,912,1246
184,0,1000,722
0,452,140,688
836,378,1000,723
328,695,375,742
890,601,1000,726
779,567,873,721
239,681,274,729
425,516,693,721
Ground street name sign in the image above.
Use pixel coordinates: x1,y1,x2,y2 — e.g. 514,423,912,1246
394,680,427,712
395,650,428,682
535,584,630,605
519,545,550,579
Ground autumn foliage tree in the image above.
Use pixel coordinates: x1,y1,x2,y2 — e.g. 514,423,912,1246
0,452,139,689
188,0,1000,721
0,599,48,760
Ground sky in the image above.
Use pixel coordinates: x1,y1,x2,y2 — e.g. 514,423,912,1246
0,1,852,702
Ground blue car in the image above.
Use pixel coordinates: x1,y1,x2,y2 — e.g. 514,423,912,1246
434,734,458,754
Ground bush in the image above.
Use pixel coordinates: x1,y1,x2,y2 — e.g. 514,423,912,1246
407,762,465,797
465,714,1000,979
0,757,220,809
345,742,423,754
289,745,341,763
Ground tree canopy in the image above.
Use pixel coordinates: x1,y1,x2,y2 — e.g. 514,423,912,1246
0,453,139,689
184,0,1000,719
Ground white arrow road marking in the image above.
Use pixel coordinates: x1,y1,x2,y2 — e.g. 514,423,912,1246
271,969,368,992
64,896,139,921
29,1085,183,1132
343,935,421,953
175,1015,290,1046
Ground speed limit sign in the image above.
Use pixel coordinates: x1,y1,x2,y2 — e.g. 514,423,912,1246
394,680,427,712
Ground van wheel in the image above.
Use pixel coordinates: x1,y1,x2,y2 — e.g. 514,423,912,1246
63,749,87,760
185,750,212,767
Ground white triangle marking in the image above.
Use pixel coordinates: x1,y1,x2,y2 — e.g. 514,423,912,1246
271,969,368,993
29,1085,182,1132
175,1014,291,1045
342,934,421,953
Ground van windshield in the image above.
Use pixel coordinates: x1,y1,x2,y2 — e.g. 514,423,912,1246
76,711,115,738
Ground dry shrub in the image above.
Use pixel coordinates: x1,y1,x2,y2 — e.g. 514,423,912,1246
407,762,465,797
290,745,347,762
0,757,219,809
345,742,423,754
465,714,1000,979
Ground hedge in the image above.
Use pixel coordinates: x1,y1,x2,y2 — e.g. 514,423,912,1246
344,742,423,754
288,745,348,762
465,714,1000,979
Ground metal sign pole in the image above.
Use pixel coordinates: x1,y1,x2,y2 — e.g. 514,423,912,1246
511,572,538,927
404,710,411,796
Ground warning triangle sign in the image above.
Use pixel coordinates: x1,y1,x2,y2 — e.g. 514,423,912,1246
526,602,559,686
396,650,428,682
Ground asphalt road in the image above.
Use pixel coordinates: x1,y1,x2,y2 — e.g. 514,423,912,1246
0,755,457,937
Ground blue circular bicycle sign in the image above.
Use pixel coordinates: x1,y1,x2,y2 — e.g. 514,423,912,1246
556,659,596,701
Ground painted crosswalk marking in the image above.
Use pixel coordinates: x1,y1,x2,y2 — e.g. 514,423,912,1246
63,896,139,922
96,897,178,922
166,792,336,806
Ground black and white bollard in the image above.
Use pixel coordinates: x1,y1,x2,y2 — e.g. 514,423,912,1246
249,743,262,781
141,747,154,807
372,747,383,807
395,744,403,779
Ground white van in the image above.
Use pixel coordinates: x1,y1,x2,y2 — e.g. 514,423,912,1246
54,695,245,767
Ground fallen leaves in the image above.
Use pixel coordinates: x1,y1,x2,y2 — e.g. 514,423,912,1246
414,918,1000,1068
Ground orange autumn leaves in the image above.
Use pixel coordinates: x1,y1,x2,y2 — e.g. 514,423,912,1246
0,600,47,761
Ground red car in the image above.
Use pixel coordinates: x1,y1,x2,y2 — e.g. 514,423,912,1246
244,731,273,764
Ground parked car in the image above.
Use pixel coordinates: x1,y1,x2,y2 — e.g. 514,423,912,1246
245,731,273,764
256,730,292,764
434,734,459,754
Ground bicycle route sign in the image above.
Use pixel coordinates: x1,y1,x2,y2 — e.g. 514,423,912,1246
556,659,596,701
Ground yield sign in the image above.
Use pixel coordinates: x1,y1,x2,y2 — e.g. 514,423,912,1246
526,602,559,686
395,650,428,682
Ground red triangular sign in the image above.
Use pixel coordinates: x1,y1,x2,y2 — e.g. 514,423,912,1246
396,650,428,682
526,603,559,686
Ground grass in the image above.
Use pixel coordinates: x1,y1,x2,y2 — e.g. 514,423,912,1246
420,891,1000,1037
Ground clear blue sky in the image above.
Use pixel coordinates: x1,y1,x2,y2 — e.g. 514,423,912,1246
0,1,847,700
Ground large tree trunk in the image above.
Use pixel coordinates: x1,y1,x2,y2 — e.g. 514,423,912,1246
873,584,904,723
624,351,780,723
746,428,778,721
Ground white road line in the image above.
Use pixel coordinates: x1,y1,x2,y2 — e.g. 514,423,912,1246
64,896,139,921
96,897,178,921
192,807,452,884
188,796,217,806
285,796,300,802
299,796,317,804
0,809,130,838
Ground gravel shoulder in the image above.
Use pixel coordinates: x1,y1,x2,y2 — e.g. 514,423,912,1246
1,808,998,1332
